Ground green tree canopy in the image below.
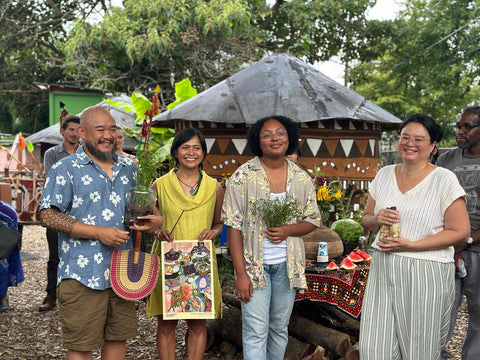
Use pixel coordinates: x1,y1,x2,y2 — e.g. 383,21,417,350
349,0,480,125
63,0,375,109
0,0,110,133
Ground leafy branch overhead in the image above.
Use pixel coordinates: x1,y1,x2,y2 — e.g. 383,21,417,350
106,78,198,187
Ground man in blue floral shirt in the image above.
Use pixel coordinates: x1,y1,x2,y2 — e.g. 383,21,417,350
40,106,138,359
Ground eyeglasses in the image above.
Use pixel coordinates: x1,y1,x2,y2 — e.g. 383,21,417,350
260,131,287,141
453,123,480,133
398,135,430,146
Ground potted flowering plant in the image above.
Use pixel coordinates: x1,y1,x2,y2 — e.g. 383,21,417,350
312,170,343,225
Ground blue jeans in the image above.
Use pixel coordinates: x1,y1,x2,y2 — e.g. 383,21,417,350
241,262,297,360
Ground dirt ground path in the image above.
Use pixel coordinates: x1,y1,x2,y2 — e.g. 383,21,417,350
0,225,468,359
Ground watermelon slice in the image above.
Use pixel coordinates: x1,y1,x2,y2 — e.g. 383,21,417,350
355,249,372,261
326,260,339,271
340,257,357,270
347,251,364,263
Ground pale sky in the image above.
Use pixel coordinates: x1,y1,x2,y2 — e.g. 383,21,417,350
316,0,401,84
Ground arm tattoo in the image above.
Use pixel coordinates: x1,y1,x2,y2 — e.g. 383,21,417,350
40,208,76,235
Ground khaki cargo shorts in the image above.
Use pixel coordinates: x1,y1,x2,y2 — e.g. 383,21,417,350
57,279,137,351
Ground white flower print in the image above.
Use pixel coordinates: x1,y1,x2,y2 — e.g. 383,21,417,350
90,191,101,202
77,255,89,268
104,268,110,281
81,174,93,185
82,214,96,225
72,160,81,169
109,191,121,206
90,240,98,246
44,177,50,187
120,175,129,185
70,238,81,247
102,208,114,221
58,259,64,269
65,264,69,274
113,170,119,178
55,193,63,204
72,195,84,208
41,194,51,208
94,253,104,264
56,175,66,186
52,161,62,170
61,241,70,253
87,276,100,288
71,273,81,281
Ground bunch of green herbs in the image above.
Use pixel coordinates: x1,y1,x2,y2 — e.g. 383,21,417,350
250,193,304,227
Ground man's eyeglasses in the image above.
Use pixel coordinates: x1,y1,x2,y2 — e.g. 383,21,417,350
260,131,287,141
398,135,430,146
453,123,480,133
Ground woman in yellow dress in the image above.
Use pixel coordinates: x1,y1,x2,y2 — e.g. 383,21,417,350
138,128,224,360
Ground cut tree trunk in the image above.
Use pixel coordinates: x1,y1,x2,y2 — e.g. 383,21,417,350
222,292,241,308
311,302,360,334
289,314,351,356
343,342,359,360
284,336,326,360
215,306,243,347
219,341,238,360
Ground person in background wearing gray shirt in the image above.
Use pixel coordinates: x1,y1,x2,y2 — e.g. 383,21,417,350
38,114,80,312
438,106,480,359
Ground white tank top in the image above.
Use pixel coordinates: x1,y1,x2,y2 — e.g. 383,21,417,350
263,192,288,265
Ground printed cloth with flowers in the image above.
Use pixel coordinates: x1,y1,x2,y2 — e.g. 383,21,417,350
222,156,321,289
296,260,370,318
40,146,137,290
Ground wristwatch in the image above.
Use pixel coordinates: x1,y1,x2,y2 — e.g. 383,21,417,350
467,237,474,245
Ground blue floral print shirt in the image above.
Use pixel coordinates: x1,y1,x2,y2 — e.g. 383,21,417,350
40,146,137,290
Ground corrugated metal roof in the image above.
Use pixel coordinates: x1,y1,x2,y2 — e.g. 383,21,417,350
152,53,402,130
25,96,137,150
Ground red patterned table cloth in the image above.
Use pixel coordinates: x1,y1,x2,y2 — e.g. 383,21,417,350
295,262,370,318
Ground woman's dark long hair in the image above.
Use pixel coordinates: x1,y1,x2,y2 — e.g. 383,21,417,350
170,128,207,170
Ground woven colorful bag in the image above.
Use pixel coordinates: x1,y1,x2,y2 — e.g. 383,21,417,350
110,231,160,300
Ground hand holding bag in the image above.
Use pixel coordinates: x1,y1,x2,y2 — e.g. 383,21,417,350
110,230,160,300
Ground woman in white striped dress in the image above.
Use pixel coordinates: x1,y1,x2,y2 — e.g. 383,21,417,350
359,113,470,359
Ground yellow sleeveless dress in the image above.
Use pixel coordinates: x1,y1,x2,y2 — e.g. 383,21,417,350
146,169,222,318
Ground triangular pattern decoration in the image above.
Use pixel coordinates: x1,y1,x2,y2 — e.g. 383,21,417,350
349,121,356,130
216,139,230,154
324,139,339,157
347,142,363,158
356,139,369,156
334,120,342,129
232,139,248,155
306,139,323,157
369,139,376,156
340,139,354,157
206,138,216,153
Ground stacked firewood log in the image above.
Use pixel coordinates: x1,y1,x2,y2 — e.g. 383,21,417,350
200,292,360,360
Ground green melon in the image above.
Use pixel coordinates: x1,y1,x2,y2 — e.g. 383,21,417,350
330,218,364,244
